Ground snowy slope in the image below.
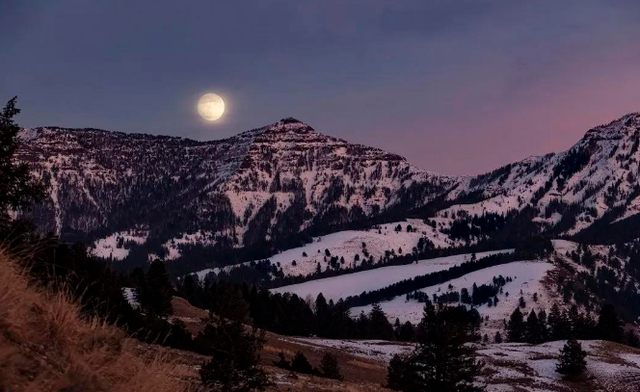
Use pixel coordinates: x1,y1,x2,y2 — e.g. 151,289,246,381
290,337,640,392
194,219,459,280
90,228,149,261
444,113,640,236
271,249,513,302
351,261,554,335
479,340,640,392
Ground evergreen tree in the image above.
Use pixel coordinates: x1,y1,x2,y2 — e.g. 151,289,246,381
548,303,570,340
537,309,549,342
136,260,174,317
525,310,544,344
399,321,416,342
596,304,623,343
556,338,587,377
315,293,329,334
320,352,343,380
567,305,580,336
461,288,471,304
291,352,314,374
507,307,525,342
198,287,270,392
356,311,370,338
404,304,484,392
387,354,409,390
494,331,503,344
394,318,402,339
471,283,479,305
369,303,394,340
0,97,45,226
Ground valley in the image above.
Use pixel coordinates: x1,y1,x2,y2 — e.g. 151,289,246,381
10,111,640,392
6,4,640,391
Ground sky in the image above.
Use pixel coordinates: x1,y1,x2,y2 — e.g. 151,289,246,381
2,1,640,175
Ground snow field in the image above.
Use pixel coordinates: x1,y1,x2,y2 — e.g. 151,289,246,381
350,261,554,337
271,249,513,302
91,229,149,261
291,336,640,391
193,219,458,280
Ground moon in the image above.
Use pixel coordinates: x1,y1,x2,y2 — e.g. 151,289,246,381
197,93,225,121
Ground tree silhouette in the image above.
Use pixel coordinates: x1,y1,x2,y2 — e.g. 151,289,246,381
404,304,484,392
556,338,587,377
320,352,343,380
0,97,44,226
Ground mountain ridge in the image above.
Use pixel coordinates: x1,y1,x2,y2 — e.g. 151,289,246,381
16,112,640,271
16,118,454,271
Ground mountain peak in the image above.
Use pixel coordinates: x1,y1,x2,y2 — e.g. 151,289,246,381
279,117,304,124
583,112,640,141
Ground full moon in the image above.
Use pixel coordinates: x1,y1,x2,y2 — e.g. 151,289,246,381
197,93,225,121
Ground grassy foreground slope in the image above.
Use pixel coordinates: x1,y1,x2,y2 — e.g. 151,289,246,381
0,249,190,392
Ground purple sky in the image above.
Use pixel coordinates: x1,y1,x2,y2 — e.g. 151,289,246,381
2,1,640,175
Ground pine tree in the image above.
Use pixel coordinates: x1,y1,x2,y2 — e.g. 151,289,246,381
471,283,479,305
399,321,416,342
198,286,270,391
369,303,394,340
315,293,329,335
548,303,570,340
291,352,314,374
394,318,402,339
596,304,623,343
567,305,580,336
320,352,343,380
525,310,544,344
198,320,270,391
356,311,370,338
507,307,525,342
404,304,484,392
387,354,409,390
0,97,45,226
461,288,471,304
494,331,503,344
537,309,549,342
556,338,587,377
136,260,173,317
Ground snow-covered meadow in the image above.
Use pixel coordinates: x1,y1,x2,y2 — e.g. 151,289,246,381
288,336,640,391
195,219,457,280
91,229,149,261
350,261,554,333
271,249,513,302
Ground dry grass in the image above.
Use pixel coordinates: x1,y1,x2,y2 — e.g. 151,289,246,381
0,248,194,392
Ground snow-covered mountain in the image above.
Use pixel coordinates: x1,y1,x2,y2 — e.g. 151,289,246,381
16,118,454,268
17,112,640,270
440,113,640,243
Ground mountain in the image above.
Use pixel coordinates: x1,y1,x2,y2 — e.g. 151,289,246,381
439,112,640,244
16,118,455,270
17,112,640,271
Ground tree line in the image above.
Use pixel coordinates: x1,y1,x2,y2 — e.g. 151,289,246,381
504,302,636,346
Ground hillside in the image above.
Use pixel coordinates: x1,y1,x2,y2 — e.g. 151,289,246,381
0,248,189,392
169,290,640,392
